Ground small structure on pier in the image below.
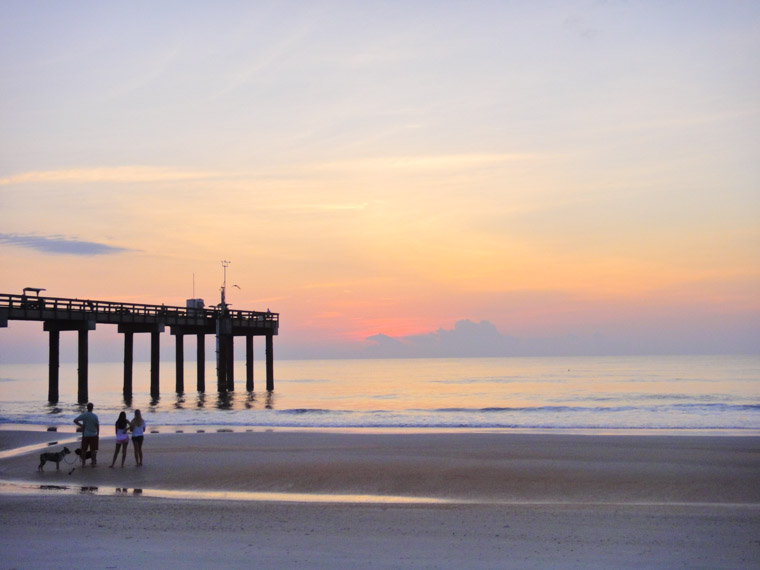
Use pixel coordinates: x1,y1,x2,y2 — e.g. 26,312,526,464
0,281,279,403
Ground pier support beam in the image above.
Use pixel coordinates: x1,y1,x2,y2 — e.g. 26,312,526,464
44,320,95,404
119,323,164,400
172,326,212,393
217,336,225,392
216,316,234,393
123,331,134,400
197,334,205,392
48,329,60,403
175,332,184,393
227,336,234,391
150,329,160,399
217,334,234,392
266,333,274,391
246,334,254,391
78,328,89,403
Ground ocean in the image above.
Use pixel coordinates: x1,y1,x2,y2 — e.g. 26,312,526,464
0,355,758,433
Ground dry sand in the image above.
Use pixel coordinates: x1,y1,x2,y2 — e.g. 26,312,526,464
1,429,759,568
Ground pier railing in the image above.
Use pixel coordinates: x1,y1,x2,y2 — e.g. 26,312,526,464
0,293,278,329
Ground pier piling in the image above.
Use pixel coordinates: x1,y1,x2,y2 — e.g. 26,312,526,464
48,329,59,403
266,334,274,391
175,332,184,393
246,334,254,391
197,333,205,392
78,328,88,403
123,331,134,400
150,329,160,399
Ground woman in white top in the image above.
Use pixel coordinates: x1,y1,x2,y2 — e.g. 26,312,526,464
130,409,146,466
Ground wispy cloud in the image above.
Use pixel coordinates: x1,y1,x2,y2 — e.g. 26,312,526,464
314,153,541,172
0,233,133,256
0,166,230,186
289,203,368,212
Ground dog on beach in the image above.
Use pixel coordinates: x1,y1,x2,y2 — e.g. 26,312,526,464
68,448,95,474
38,447,71,471
75,448,94,462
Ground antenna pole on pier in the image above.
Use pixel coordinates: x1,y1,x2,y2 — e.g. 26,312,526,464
217,260,234,392
220,260,230,310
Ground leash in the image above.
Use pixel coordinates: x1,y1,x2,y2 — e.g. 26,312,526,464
63,448,79,474
63,438,89,473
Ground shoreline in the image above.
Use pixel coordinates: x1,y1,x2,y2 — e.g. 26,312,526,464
3,421,760,437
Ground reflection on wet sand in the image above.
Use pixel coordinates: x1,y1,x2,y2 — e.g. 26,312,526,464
25,483,144,497
11,481,445,504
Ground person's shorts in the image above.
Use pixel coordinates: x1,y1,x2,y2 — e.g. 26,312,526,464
131,436,144,444
82,435,99,452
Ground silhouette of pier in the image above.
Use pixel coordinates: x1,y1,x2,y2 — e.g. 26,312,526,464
0,290,279,403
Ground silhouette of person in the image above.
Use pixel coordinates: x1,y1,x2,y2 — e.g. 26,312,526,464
73,403,99,467
109,412,130,468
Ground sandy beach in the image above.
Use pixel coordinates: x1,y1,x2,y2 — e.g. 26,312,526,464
1,429,759,568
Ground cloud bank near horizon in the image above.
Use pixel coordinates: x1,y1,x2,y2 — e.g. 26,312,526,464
363,319,759,358
365,319,611,358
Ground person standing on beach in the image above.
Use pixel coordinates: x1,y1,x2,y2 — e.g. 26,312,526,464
73,402,99,467
130,410,146,466
109,412,130,468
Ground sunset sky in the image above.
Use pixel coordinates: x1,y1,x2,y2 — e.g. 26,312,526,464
1,1,758,361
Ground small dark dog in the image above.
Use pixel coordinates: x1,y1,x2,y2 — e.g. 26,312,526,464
75,448,94,462
69,448,95,474
38,447,71,471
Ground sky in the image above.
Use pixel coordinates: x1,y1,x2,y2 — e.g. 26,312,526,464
1,1,759,362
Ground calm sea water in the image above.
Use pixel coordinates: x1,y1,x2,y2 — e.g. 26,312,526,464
0,355,758,433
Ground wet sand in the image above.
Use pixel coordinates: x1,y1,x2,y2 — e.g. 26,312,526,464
1,429,759,567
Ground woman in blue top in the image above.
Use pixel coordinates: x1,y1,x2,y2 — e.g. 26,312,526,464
109,411,130,468
130,410,146,466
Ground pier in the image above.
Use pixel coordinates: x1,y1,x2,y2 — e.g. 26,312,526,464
0,290,279,403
